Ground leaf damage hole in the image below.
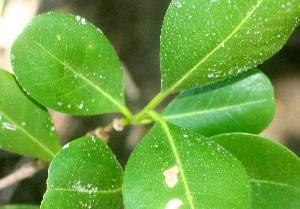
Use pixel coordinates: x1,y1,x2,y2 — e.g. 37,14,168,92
165,198,183,209
163,165,179,188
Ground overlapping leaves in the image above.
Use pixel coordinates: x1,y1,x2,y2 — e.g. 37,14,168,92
211,133,300,208
123,122,252,208
0,69,61,161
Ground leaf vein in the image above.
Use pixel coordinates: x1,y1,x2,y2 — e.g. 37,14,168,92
163,98,269,120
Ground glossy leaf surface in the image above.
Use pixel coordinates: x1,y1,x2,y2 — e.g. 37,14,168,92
123,122,252,208
162,68,275,137
161,0,300,92
211,133,300,208
0,205,39,209
11,13,127,115
41,136,123,209
0,69,61,161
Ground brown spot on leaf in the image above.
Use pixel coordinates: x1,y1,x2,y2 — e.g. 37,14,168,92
165,199,183,209
89,44,92,49
163,165,179,188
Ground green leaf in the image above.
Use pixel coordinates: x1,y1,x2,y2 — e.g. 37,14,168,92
161,0,300,93
123,122,252,208
0,69,61,161
11,13,130,117
41,136,123,209
210,133,300,208
161,68,275,137
0,205,40,209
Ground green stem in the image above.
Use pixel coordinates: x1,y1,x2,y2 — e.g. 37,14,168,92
146,109,164,123
134,89,171,124
119,105,133,123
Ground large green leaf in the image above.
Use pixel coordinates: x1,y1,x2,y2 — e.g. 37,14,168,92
210,133,300,208
123,122,252,208
161,0,300,93
0,205,39,209
0,69,61,161
11,13,130,116
161,68,275,137
41,136,123,209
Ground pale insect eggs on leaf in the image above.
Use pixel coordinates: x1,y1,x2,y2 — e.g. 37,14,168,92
2,122,16,131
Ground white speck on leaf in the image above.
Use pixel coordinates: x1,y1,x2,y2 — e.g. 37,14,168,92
79,103,83,109
21,122,26,126
51,126,55,131
2,122,16,131
62,143,69,149
163,165,180,188
165,199,183,209
72,180,98,194
174,1,182,8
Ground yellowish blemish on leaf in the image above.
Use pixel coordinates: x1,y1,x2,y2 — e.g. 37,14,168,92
165,198,183,209
163,165,179,188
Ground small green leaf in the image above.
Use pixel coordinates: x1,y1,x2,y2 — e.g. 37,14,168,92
161,68,275,137
11,13,129,116
0,69,61,161
161,0,300,92
41,136,123,209
210,133,300,208
0,205,40,209
123,122,252,208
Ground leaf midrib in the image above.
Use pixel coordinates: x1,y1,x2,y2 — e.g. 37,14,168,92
162,98,269,120
250,179,300,191
165,0,264,93
148,110,195,208
32,40,129,116
49,186,122,194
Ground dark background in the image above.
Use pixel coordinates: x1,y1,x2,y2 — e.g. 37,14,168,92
0,0,299,206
